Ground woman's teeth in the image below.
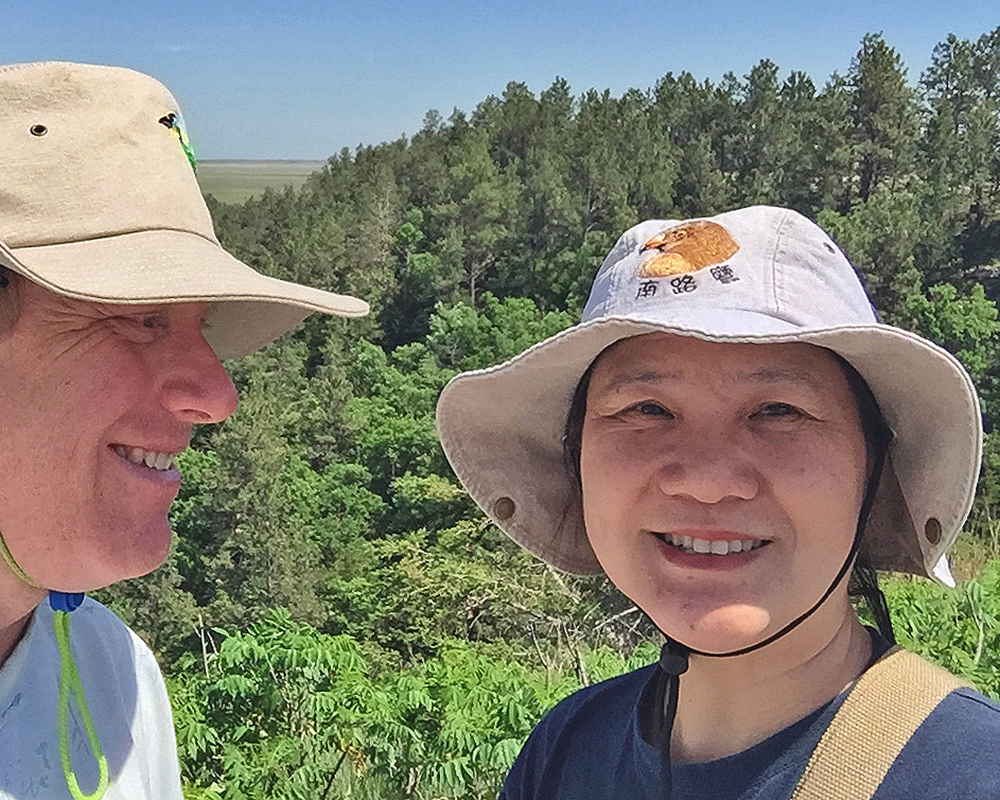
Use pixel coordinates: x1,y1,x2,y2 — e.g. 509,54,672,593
113,445,177,471
664,534,765,555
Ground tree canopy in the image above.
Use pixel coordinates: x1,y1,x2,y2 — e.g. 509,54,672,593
96,27,1000,799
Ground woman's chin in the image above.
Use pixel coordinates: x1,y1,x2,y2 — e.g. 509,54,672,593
653,604,775,654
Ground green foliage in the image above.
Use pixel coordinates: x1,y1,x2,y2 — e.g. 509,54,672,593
171,606,649,800
906,283,1000,377
883,564,1000,699
848,33,918,202
383,474,475,536
89,23,1000,799
425,293,574,371
365,642,546,798
818,189,925,326
172,608,377,799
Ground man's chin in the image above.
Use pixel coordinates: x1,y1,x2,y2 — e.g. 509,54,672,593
59,519,174,591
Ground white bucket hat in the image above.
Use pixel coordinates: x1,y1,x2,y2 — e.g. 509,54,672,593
436,206,982,586
0,61,369,358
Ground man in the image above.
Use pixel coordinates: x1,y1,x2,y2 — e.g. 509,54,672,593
0,61,367,799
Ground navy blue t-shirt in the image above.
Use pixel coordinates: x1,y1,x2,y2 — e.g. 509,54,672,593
501,647,1000,800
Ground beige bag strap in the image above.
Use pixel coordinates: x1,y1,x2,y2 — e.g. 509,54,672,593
791,646,969,800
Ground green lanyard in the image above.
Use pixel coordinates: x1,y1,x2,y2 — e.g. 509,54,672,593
0,532,108,799
50,591,110,800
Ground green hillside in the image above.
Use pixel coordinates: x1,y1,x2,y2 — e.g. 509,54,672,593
197,160,325,204
97,27,1000,799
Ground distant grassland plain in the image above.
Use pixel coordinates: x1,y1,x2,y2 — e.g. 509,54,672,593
197,160,325,204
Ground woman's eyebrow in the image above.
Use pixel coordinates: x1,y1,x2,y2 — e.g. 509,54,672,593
598,366,824,393
600,370,683,392
738,366,823,389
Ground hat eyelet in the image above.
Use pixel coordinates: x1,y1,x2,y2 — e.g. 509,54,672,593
924,517,942,545
493,497,516,521
29,124,48,137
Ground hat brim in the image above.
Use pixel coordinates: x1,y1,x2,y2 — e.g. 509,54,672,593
436,309,981,584
0,230,369,358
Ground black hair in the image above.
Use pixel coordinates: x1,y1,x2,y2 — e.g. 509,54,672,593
0,266,22,333
831,352,895,642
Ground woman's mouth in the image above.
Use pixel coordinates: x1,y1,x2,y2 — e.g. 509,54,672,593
653,532,769,556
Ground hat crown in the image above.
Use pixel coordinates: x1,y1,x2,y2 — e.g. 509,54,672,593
583,207,878,330
0,61,216,250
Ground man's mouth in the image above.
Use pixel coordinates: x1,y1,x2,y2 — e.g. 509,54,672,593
112,445,179,472
653,532,769,555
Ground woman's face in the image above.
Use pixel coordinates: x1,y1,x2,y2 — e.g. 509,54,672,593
580,333,866,654
0,280,238,593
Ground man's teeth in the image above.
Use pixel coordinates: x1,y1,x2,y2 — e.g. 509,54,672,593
113,445,177,471
667,534,764,555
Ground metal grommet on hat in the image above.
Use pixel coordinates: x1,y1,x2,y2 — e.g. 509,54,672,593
924,518,943,545
493,497,516,521
29,124,47,136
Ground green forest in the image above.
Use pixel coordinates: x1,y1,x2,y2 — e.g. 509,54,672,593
96,28,1000,799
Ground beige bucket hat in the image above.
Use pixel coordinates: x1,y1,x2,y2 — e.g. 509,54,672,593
0,61,368,358
436,206,982,586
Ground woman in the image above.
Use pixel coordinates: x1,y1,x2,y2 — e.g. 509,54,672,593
436,206,1000,799
0,62,367,798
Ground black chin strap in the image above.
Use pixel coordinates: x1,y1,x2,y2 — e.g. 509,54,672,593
650,640,689,798
650,451,889,797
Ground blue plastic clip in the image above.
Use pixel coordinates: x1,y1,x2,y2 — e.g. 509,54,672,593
49,591,85,613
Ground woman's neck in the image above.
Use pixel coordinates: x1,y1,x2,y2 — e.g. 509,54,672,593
670,604,873,763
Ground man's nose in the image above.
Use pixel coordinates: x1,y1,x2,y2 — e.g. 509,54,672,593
158,331,239,424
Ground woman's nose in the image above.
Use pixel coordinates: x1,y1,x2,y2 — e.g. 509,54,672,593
655,438,759,504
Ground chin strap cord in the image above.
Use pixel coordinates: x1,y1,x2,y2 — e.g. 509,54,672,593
650,445,890,799
0,528,108,799
850,566,896,645
51,591,109,800
652,640,689,798
0,530,43,589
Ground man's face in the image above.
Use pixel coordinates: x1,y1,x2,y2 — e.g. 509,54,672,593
0,280,238,592
580,333,866,654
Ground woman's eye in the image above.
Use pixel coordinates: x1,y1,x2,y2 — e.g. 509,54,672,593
754,402,803,419
633,401,671,417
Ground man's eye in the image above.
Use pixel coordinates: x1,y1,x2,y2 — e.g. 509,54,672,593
130,314,167,330
110,314,167,341
634,402,670,416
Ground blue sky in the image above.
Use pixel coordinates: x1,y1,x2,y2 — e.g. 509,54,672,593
7,1,998,159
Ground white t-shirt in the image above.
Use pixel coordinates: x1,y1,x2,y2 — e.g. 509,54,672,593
0,597,183,799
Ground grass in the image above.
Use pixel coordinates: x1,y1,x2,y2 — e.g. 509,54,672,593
950,508,1000,582
196,160,325,205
